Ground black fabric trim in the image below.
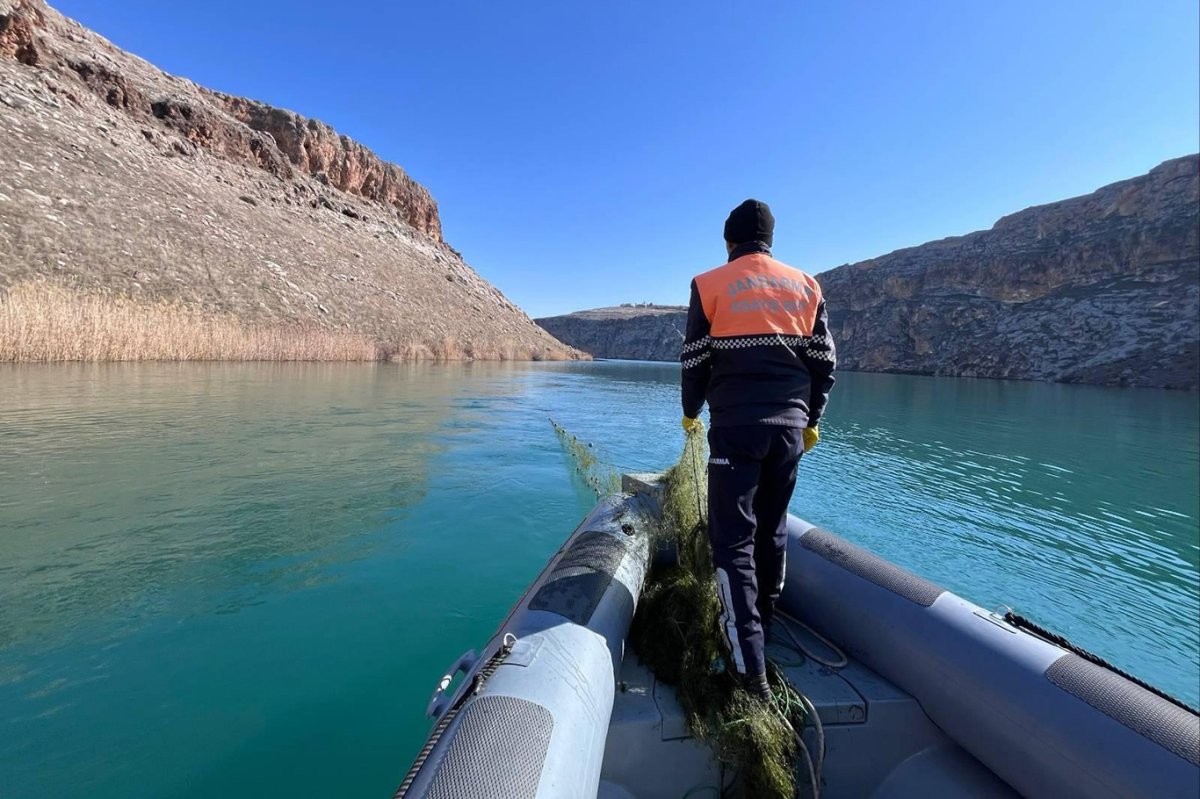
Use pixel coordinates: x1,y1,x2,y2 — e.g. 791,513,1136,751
1046,654,1200,766
681,279,713,418
529,531,628,624
709,333,816,350
728,241,772,261
800,527,945,606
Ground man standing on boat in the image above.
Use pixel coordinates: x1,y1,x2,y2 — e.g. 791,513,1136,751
680,199,836,700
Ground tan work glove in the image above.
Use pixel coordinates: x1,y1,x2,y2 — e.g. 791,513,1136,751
682,416,705,434
802,426,820,453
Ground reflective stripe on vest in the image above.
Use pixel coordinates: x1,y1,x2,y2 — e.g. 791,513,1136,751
694,253,823,338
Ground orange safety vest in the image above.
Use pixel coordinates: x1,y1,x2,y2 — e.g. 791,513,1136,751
693,253,824,338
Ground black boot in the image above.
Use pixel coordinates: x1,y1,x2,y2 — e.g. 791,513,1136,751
744,671,771,702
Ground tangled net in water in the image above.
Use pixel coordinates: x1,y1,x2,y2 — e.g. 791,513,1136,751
548,420,814,797
549,418,622,498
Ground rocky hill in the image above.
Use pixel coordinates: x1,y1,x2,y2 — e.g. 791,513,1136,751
539,157,1199,388
536,305,687,361
820,155,1198,388
0,0,580,360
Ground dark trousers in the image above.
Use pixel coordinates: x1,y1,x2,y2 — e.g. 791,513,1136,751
707,425,803,677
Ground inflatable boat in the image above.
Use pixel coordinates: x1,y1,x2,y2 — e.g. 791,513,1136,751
392,474,1200,798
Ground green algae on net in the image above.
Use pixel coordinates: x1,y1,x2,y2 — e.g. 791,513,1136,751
549,420,809,798
632,427,808,799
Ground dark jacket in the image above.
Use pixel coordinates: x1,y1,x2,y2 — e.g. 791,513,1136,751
681,242,836,428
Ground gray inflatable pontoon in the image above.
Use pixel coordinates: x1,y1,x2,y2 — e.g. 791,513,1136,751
393,475,1200,798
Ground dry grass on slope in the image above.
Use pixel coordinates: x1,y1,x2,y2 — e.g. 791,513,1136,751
0,283,583,363
0,31,584,367
0,282,379,362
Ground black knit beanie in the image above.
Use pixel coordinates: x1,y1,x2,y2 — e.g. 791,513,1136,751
723,199,775,247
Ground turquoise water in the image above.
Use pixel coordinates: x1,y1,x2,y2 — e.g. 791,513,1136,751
0,361,1197,798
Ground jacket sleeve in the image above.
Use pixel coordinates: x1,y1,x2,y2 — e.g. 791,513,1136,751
802,299,836,426
681,279,712,419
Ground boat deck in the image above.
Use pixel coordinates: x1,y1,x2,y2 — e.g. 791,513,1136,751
599,619,1019,799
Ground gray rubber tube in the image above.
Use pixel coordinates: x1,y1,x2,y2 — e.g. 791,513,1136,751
399,494,652,799
783,518,1200,799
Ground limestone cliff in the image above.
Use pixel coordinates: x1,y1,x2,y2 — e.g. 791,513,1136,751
0,0,580,360
538,157,1199,388
819,155,1198,388
535,305,688,361
0,0,439,238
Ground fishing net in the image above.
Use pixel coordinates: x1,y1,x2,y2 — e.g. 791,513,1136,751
550,418,622,498
631,426,810,799
550,421,811,797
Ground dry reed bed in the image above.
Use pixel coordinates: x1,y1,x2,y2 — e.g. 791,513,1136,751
0,283,578,363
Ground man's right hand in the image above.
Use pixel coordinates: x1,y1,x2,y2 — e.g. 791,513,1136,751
803,426,820,452
682,416,704,434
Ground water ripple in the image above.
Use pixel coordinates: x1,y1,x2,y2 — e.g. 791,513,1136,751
0,362,1196,798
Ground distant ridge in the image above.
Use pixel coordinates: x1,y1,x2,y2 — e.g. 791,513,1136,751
538,156,1199,388
536,305,688,361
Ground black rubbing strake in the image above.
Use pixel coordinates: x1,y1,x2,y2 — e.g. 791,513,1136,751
1046,654,1200,766
1007,610,1198,714
800,527,945,607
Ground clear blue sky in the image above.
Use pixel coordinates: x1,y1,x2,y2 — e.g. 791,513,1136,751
56,0,1199,318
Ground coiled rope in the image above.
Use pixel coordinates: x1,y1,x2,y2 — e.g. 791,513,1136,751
775,612,848,670
1003,611,1198,715
765,618,839,799
765,663,825,799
